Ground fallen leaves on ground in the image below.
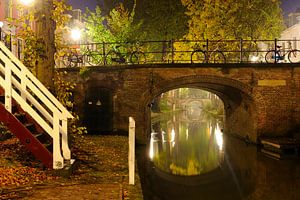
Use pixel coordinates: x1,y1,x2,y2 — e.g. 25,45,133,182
0,134,143,199
0,137,57,188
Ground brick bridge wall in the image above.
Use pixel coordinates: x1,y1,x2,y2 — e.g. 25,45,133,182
60,63,300,144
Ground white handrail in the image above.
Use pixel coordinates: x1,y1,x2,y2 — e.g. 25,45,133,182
0,42,73,169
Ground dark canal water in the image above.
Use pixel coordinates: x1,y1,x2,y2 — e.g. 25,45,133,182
137,111,300,200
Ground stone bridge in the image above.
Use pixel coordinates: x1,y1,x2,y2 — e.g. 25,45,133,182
60,63,300,144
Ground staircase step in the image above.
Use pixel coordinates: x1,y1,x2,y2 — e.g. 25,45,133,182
0,95,4,103
14,113,27,122
260,137,300,159
0,104,53,168
24,123,36,132
45,142,53,152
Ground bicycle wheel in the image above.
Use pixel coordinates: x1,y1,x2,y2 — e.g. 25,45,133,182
105,50,120,65
130,51,146,64
265,50,279,63
191,50,206,63
288,49,300,63
209,50,226,63
62,54,76,67
87,51,103,66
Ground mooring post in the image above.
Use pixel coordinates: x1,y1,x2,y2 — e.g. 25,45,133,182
128,117,135,185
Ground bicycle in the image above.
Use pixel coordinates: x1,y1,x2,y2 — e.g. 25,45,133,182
105,42,146,65
265,42,300,63
62,47,84,67
191,43,226,64
85,45,103,66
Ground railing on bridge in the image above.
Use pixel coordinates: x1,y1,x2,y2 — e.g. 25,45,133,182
55,39,300,67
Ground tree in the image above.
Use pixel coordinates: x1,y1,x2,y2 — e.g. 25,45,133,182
98,0,134,15
136,0,188,41
181,0,284,40
10,1,57,89
84,1,142,43
106,2,142,42
84,6,112,43
12,0,75,90
173,0,285,62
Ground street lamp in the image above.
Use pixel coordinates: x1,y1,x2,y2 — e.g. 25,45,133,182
70,28,82,42
19,0,35,6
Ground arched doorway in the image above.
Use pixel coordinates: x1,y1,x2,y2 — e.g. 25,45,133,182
84,87,113,134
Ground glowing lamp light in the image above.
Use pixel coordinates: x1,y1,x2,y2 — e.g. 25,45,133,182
19,0,35,6
71,28,82,41
0,21,3,28
215,124,223,151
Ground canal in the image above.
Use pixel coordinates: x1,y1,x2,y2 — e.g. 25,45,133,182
137,88,300,200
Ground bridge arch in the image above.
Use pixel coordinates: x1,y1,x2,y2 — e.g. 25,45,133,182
139,75,258,142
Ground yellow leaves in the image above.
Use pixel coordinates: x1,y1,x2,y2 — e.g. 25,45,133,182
182,0,283,41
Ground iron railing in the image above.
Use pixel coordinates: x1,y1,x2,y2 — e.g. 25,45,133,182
55,39,300,67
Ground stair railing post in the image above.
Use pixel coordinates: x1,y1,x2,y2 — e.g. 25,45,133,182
128,116,135,185
4,62,12,113
53,114,64,169
61,116,71,160
20,68,27,104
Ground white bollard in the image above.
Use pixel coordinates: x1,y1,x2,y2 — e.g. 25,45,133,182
128,117,135,185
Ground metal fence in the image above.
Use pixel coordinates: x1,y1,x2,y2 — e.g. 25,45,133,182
55,39,300,68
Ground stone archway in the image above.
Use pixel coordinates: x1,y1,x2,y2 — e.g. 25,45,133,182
138,75,256,143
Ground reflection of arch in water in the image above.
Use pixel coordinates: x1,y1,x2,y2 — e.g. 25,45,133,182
149,160,243,200
147,135,255,200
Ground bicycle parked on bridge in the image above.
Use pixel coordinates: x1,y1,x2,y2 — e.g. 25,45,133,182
265,42,300,63
191,42,226,64
60,46,103,67
62,47,83,67
105,42,146,65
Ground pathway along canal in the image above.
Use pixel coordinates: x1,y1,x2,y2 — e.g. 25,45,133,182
136,107,300,200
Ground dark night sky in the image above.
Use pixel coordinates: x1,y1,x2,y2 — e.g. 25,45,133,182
68,0,99,11
68,0,300,16
281,0,300,16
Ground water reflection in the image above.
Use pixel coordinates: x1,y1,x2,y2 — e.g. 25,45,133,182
140,128,300,200
139,96,300,200
150,111,224,176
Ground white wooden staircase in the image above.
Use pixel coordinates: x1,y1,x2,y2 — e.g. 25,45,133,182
0,42,74,169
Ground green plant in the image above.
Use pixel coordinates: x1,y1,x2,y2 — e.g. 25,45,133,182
54,71,87,137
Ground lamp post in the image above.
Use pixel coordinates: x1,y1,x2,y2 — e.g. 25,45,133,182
20,0,55,90
0,21,3,42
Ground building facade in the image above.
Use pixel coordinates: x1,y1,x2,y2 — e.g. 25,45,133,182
0,0,23,57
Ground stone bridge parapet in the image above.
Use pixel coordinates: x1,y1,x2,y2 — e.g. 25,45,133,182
60,63,300,144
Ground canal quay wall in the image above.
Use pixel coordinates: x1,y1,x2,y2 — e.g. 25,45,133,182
59,63,300,144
